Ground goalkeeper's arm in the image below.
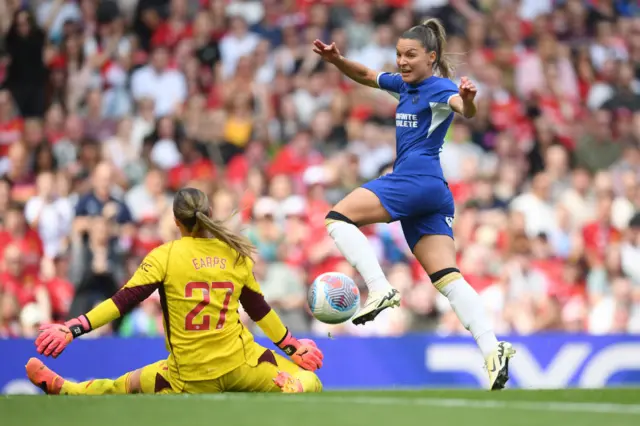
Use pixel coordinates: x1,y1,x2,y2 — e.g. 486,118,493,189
83,283,162,332
35,248,166,357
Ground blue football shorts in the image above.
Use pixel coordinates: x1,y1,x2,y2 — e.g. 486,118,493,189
362,173,455,250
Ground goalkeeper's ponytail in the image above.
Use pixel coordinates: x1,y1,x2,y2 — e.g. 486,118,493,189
173,187,255,265
194,211,254,265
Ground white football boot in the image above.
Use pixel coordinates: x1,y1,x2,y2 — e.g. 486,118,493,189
351,288,401,325
486,341,516,390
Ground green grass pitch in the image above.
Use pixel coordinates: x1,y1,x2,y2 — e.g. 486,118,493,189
3,389,640,426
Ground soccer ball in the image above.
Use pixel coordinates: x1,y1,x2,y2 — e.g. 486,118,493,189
308,272,360,324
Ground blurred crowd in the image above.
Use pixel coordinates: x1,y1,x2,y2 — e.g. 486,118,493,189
0,0,639,339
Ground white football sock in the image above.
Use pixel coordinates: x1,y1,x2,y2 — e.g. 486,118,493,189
326,221,392,293
438,276,498,358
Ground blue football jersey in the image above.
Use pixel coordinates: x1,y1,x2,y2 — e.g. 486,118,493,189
377,72,458,179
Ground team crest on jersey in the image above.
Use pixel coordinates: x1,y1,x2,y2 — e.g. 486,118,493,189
412,94,420,104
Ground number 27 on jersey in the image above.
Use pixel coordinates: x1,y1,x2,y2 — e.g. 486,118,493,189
184,281,234,331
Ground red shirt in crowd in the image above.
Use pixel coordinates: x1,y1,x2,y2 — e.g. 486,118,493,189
167,159,217,191
449,181,474,204
306,198,331,230
0,118,23,157
0,230,43,277
490,93,523,132
489,94,534,147
582,221,622,265
132,225,164,259
268,146,323,178
538,94,580,149
0,272,43,308
226,154,250,187
305,250,343,282
464,274,496,292
531,258,565,283
547,276,587,306
42,276,75,320
283,242,306,268
152,21,193,49
302,223,354,280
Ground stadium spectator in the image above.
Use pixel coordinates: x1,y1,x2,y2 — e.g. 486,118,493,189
130,44,188,117
24,171,73,259
0,90,23,157
0,203,43,276
4,9,47,118
74,162,133,230
38,256,74,323
124,167,172,222
0,244,50,322
219,16,260,79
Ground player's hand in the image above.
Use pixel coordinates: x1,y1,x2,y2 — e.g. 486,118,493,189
293,339,324,371
458,76,477,102
277,330,324,371
312,39,341,64
35,316,91,358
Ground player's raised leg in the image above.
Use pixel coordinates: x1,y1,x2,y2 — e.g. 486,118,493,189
412,234,515,390
26,357,133,395
325,187,401,325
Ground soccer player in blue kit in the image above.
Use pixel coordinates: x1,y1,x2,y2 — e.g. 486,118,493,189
314,18,515,390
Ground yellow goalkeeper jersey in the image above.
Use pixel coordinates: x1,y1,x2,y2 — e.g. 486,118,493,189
85,236,285,382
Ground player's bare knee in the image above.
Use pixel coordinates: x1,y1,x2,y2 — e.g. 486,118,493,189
429,268,462,293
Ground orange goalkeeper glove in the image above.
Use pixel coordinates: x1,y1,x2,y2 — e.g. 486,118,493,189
35,315,91,358
276,329,324,371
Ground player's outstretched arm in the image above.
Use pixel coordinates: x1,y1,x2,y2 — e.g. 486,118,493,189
35,316,92,358
449,76,477,119
35,246,168,358
313,39,379,88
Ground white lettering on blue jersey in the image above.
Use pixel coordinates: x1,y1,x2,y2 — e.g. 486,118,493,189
395,113,419,128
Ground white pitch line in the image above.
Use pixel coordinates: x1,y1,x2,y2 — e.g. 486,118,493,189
153,393,640,415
